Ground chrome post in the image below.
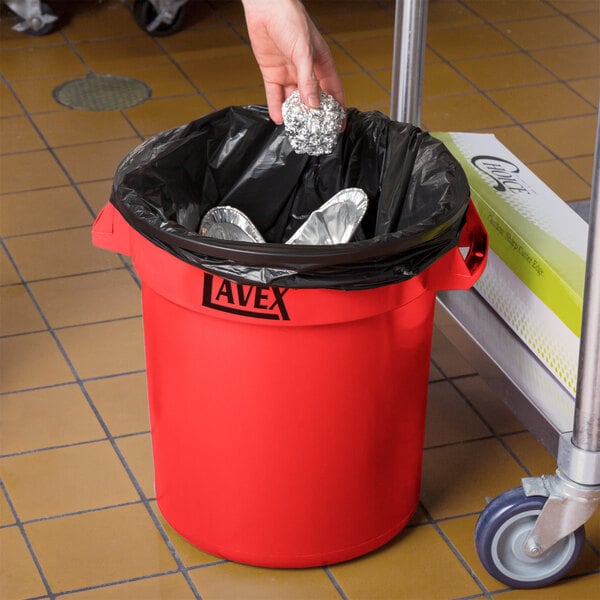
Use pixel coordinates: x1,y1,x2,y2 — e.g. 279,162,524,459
389,0,429,126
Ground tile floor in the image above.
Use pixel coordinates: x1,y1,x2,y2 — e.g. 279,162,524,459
1,0,599,598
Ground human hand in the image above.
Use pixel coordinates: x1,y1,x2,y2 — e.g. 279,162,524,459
241,0,345,124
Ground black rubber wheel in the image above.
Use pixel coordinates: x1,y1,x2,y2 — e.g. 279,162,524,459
475,487,585,589
22,2,56,36
133,0,186,36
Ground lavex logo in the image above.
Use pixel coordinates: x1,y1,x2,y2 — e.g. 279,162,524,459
472,155,533,195
202,274,290,320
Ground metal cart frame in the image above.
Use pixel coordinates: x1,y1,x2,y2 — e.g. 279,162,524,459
390,0,600,588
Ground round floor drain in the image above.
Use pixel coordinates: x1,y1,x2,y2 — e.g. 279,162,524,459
53,74,152,111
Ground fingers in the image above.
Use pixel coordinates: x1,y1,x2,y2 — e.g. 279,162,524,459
264,81,285,124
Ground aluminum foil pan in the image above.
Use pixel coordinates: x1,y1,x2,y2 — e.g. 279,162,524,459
282,90,345,156
200,206,265,243
286,188,369,245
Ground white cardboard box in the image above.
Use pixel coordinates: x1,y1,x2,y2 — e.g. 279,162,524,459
433,132,588,396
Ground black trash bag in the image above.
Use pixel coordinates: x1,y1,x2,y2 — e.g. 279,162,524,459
110,105,469,290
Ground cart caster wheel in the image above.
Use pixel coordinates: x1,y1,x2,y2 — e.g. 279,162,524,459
133,0,185,36
21,2,56,36
475,487,585,589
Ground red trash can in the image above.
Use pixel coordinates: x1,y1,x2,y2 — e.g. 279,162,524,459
92,199,486,568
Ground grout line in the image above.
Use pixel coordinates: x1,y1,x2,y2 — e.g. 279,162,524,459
419,503,494,599
0,368,146,397
0,477,55,599
52,569,182,599
323,566,350,600
0,430,151,462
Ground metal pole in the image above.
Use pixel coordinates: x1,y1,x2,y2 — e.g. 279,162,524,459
389,0,428,126
573,108,600,452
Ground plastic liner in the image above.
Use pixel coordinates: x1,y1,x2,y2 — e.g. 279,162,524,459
110,105,470,290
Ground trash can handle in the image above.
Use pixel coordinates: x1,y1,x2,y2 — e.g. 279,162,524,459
426,200,488,291
92,202,132,257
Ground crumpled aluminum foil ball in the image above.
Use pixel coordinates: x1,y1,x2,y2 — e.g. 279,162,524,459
282,90,345,156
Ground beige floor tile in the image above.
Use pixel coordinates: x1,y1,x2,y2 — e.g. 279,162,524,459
54,138,140,183
0,488,14,526
0,332,73,393
190,562,342,600
340,72,389,108
549,0,599,12
5,227,122,281
310,3,393,39
427,24,519,60
86,373,150,437
32,110,138,148
486,125,554,164
30,269,141,328
77,180,113,215
328,42,363,74
453,376,525,435
204,86,267,111
56,317,146,379
329,524,481,600
10,76,73,114
532,43,600,80
338,35,394,70
427,0,483,30
0,150,69,194
499,15,594,50
181,51,263,92
0,284,45,336
75,36,170,73
423,61,476,97
429,362,444,382
569,78,600,107
0,44,87,81
529,159,591,202
25,504,177,593
430,326,477,377
0,116,45,154
66,573,197,600
525,115,598,158
0,441,139,520
0,186,92,237
61,0,140,42
500,572,600,599
566,155,595,185
0,384,105,455
422,93,513,131
0,83,22,117
453,53,556,91
0,526,47,600
439,514,508,592
116,433,155,499
420,438,527,519
424,380,491,448
124,96,212,137
0,247,21,285
158,28,249,62
503,431,557,476
487,82,595,124
110,63,198,98
465,0,557,22
151,502,224,568
571,10,600,37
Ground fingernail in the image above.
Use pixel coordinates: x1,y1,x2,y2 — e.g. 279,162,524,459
308,93,320,108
